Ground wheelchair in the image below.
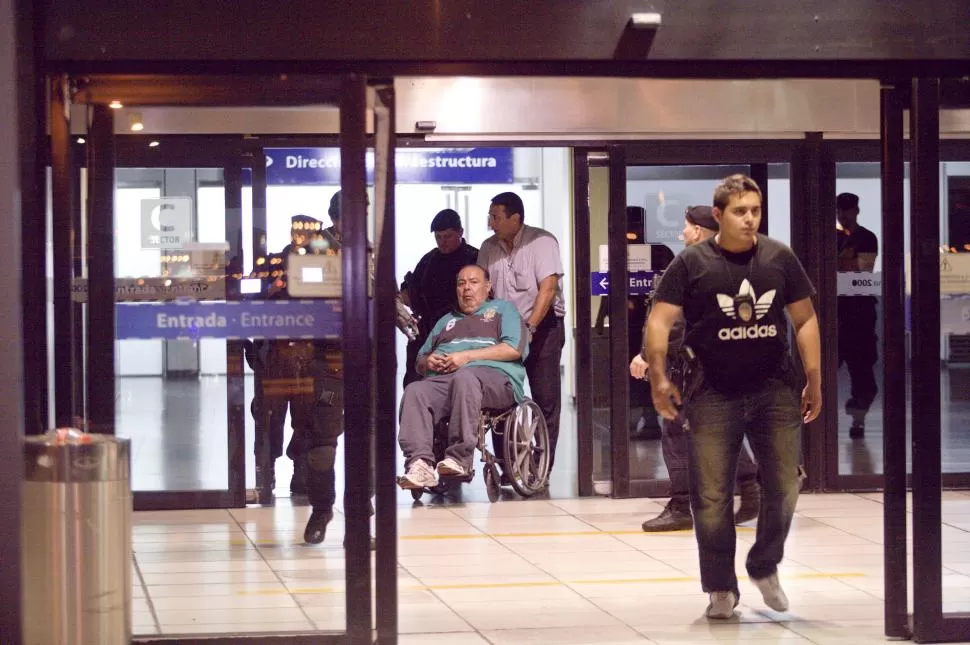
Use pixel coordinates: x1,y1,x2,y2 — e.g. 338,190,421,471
409,397,551,503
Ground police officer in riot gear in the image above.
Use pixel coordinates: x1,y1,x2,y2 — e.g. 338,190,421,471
249,193,357,545
298,190,374,545
248,215,323,505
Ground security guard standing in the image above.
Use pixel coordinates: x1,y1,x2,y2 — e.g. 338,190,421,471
248,215,322,505
250,194,354,545
298,192,349,544
399,209,479,387
298,190,373,546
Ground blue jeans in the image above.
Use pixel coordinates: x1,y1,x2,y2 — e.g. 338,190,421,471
686,377,802,597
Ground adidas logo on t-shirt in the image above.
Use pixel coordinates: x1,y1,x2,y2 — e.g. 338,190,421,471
716,279,777,341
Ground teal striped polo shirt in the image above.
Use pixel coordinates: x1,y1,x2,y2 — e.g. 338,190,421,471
418,298,529,401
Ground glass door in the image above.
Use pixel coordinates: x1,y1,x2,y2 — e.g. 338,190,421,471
623,162,790,499
105,162,248,509
575,150,797,501
48,73,384,644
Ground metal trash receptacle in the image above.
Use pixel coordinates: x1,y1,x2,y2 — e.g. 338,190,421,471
22,428,132,645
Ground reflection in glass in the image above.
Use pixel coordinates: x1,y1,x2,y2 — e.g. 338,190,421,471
835,163,894,476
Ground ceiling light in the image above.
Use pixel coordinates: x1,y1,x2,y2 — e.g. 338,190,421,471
148,140,159,148
128,112,144,132
76,137,85,144
109,100,123,109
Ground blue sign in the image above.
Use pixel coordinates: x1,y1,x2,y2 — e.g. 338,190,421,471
591,271,658,296
116,300,342,340
255,147,514,186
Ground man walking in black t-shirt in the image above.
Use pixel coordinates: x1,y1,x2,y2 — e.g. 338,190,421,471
630,206,761,532
836,192,879,438
646,175,821,620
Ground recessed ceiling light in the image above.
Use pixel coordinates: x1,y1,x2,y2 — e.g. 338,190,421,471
128,112,144,131
148,141,160,148
109,100,123,109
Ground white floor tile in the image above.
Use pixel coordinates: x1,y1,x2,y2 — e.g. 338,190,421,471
150,593,299,610
482,625,652,644
122,493,970,644
447,598,626,631
159,622,316,635
398,633,491,645
449,501,570,518
636,621,809,643
155,606,308,628
146,582,290,598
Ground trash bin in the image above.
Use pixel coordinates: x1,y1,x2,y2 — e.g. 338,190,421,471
22,428,132,645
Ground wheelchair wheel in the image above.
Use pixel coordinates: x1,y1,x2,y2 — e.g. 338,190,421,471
484,463,501,503
502,399,551,497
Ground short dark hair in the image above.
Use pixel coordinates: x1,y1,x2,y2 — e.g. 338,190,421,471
713,174,762,211
490,192,525,222
430,208,462,232
837,192,859,211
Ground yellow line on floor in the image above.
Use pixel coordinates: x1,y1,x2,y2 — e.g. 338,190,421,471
238,571,868,596
230,526,756,546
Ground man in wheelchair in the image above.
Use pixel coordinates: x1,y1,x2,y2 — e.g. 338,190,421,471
397,264,529,490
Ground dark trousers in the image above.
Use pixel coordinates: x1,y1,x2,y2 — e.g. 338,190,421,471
253,341,314,469
662,412,759,500
257,341,359,511
525,316,565,471
685,378,802,597
838,297,878,415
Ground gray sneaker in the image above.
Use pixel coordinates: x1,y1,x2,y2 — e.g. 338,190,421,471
436,457,468,478
706,591,738,619
398,460,437,490
752,573,789,612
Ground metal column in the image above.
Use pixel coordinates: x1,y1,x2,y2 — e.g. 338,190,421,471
908,77,970,643
224,154,247,508
910,76,944,641
606,145,630,499
572,149,594,497
880,81,910,640
790,133,837,492
50,75,78,427
19,1,47,436
85,104,116,435
341,73,373,645
373,82,399,645
1,0,27,641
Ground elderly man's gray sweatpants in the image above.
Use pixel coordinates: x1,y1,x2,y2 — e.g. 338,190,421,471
399,366,515,470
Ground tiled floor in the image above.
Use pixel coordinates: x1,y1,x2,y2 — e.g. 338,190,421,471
132,491,970,644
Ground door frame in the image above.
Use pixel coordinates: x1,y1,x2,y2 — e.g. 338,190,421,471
46,72,384,645
624,154,801,496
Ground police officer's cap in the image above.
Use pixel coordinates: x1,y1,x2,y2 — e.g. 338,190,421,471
685,205,719,232
430,209,462,233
